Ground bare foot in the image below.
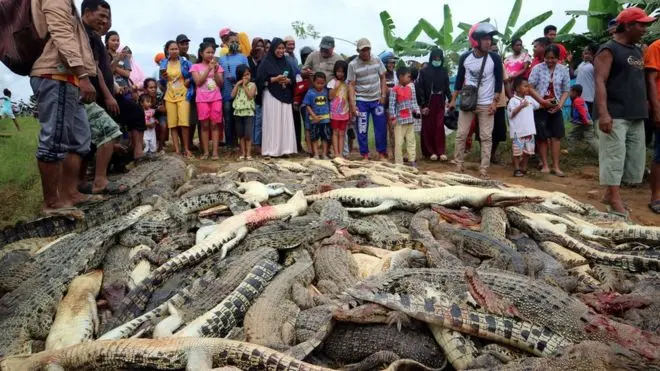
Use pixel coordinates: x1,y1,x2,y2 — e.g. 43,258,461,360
41,205,84,220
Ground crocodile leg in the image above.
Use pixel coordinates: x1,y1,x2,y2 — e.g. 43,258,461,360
346,200,399,215
152,302,184,338
428,326,478,371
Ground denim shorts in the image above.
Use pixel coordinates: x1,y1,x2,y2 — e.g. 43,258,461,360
30,77,90,162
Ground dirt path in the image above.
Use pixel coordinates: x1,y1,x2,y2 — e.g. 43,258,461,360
189,153,657,226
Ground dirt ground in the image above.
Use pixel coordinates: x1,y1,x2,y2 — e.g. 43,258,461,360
188,151,658,227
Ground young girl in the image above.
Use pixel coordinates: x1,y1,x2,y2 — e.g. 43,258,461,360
159,40,193,158
231,64,257,160
143,78,167,152
191,42,225,160
328,60,350,158
139,94,158,154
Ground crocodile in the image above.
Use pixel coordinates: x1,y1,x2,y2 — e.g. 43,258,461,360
243,250,316,350
506,207,660,272
314,230,361,296
0,250,34,295
230,220,336,256
0,338,335,371
0,205,151,357
45,270,103,351
475,340,658,371
101,192,307,333
408,209,463,269
320,322,446,370
479,207,509,242
347,284,574,357
349,268,660,360
425,171,506,188
167,190,252,223
172,259,281,338
431,205,482,228
153,232,196,261
306,186,544,215
538,241,588,268
511,237,578,292
430,223,526,274
237,181,293,205
128,244,153,290
100,245,131,312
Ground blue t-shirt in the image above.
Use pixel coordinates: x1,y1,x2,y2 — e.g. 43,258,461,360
303,88,330,124
220,53,249,101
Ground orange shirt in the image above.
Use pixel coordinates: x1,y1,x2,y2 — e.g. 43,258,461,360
644,40,660,102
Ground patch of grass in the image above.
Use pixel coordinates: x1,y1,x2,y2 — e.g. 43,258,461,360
0,117,42,228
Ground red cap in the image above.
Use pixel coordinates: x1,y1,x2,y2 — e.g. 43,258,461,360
219,28,232,38
615,7,656,24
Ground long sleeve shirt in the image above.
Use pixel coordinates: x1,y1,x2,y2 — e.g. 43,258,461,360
389,83,420,125
571,96,591,125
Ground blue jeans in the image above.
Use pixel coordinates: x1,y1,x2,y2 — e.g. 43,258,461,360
253,104,263,145
356,100,387,155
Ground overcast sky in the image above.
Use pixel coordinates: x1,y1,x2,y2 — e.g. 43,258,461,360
1,0,588,101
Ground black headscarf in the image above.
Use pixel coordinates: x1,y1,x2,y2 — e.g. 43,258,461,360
416,47,450,107
256,37,294,104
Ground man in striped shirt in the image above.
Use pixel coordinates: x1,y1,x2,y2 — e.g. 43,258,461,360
347,38,388,160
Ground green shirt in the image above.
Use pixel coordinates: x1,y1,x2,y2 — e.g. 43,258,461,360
232,82,256,116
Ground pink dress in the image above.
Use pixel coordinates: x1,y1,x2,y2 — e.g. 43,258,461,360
504,53,532,78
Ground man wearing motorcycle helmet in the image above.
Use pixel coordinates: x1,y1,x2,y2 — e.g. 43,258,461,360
449,22,504,179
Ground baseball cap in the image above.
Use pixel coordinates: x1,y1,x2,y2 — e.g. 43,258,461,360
615,7,656,24
202,37,220,48
176,34,190,43
320,36,335,50
219,28,232,38
283,35,296,42
356,38,371,51
154,52,165,65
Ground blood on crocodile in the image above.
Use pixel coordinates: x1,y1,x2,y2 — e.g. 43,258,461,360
465,267,520,318
584,313,660,360
245,205,276,229
430,205,481,228
317,184,335,193
580,292,651,316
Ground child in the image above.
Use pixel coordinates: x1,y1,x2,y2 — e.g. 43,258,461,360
294,70,312,156
507,77,540,177
140,94,158,154
1,89,21,131
328,60,350,158
232,64,257,160
143,78,167,152
388,67,420,167
567,84,597,151
303,72,331,159
190,42,225,160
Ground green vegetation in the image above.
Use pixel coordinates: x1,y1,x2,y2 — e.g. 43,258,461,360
0,117,42,228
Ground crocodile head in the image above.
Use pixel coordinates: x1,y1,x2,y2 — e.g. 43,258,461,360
430,204,481,227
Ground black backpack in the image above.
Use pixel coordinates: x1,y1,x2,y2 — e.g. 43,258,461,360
0,0,49,76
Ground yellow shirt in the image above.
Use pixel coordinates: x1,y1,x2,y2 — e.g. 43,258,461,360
164,60,187,102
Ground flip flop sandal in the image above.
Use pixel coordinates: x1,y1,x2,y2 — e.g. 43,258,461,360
74,194,106,207
551,170,566,178
648,200,660,214
97,181,129,195
41,207,85,221
606,206,630,221
514,170,524,177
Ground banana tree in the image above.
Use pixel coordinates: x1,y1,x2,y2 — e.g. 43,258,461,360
498,0,553,53
379,11,435,57
566,0,659,43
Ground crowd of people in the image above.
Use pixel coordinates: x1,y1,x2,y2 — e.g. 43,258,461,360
13,0,660,220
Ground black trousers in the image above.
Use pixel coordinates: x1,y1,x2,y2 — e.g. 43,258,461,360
293,106,303,152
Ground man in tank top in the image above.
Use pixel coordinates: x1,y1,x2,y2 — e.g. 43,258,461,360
594,7,656,217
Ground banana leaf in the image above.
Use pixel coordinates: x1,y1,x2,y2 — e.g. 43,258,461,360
587,0,621,34
565,10,610,16
510,11,553,42
559,17,577,34
457,18,491,33
405,21,424,43
442,4,454,48
379,11,397,49
504,0,523,39
419,18,442,43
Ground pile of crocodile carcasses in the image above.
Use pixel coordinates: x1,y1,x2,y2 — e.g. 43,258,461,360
0,154,659,371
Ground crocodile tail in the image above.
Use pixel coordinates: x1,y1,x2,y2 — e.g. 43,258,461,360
0,216,78,248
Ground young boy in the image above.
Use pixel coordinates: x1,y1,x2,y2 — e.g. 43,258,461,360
567,84,597,152
507,77,539,177
1,89,21,131
303,72,331,159
294,70,312,156
388,66,420,167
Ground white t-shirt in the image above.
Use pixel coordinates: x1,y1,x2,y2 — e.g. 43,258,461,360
575,62,595,103
462,52,496,105
507,95,539,138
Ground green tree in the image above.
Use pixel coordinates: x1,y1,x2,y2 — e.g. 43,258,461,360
291,21,357,46
566,0,659,42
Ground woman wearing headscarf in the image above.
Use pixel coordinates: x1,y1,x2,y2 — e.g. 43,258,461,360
248,37,265,149
416,47,451,161
256,38,296,157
